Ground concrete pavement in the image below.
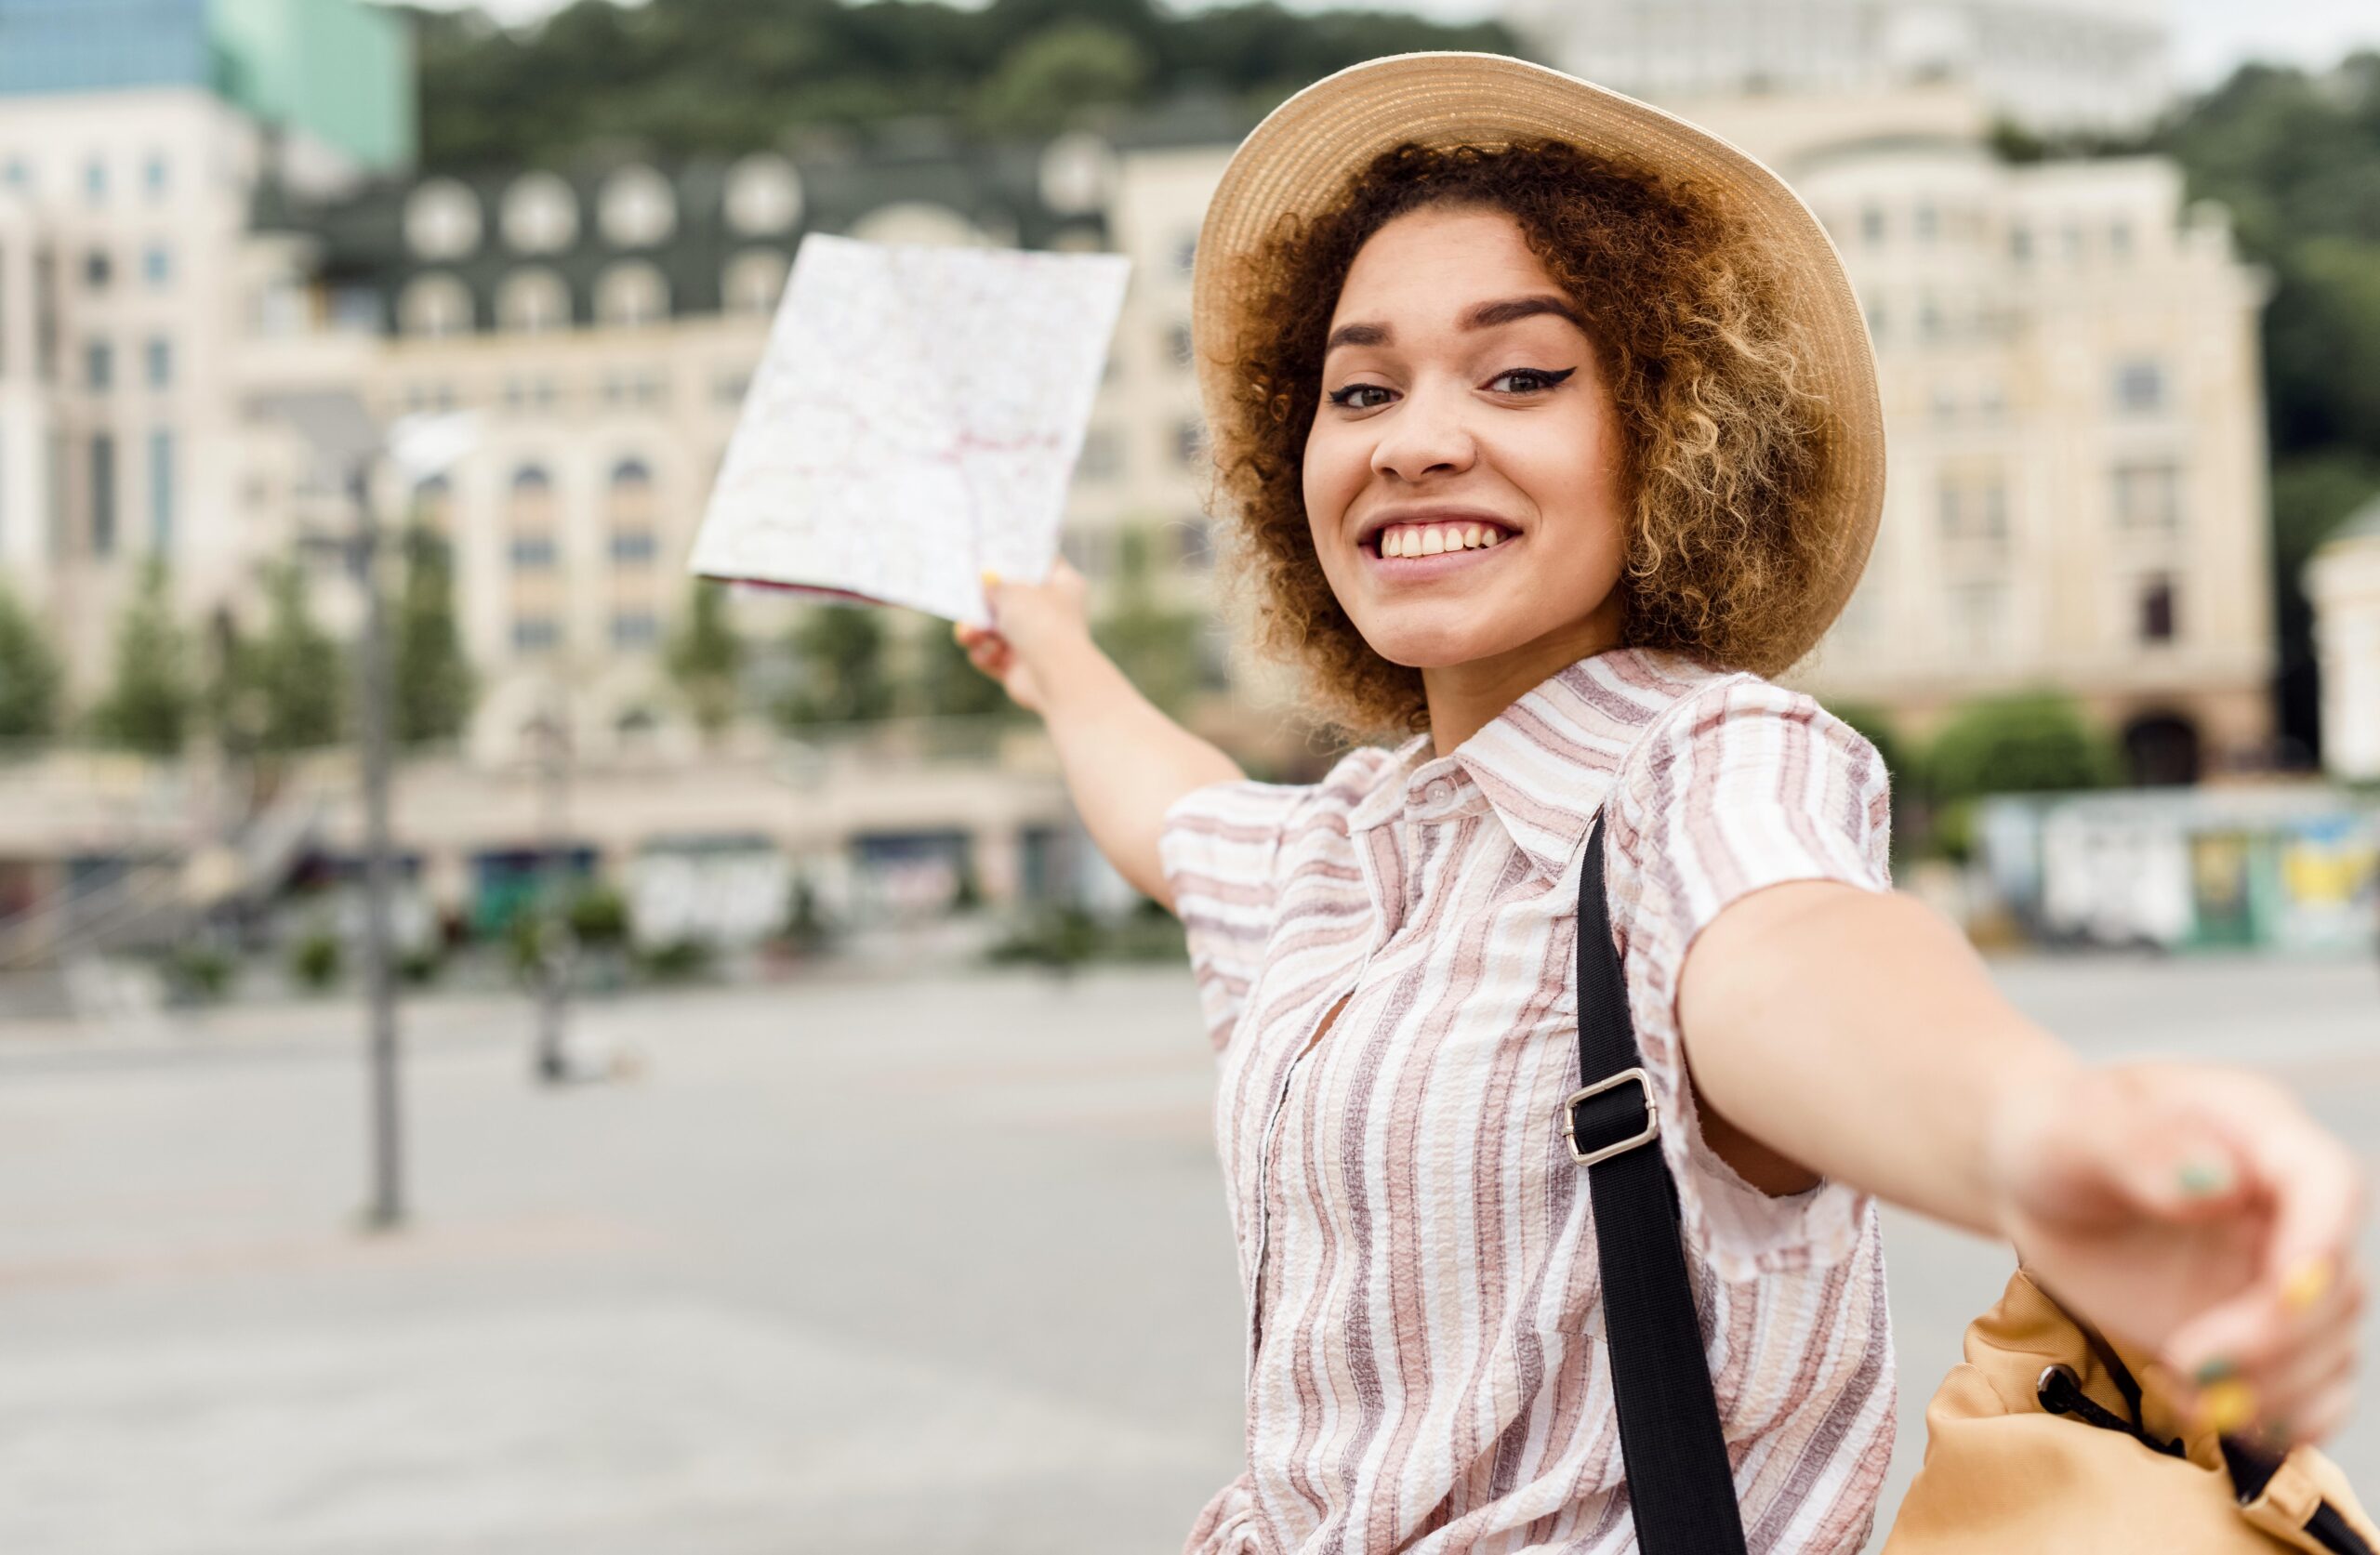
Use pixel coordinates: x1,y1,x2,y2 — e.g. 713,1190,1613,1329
0,956,2374,1552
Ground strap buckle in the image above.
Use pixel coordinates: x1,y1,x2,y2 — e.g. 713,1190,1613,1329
1560,1066,1659,1166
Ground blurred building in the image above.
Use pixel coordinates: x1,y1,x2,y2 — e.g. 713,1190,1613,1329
1509,0,2172,133
1696,88,2277,783
0,0,410,684
0,18,2294,936
2307,495,2380,783
245,114,1238,769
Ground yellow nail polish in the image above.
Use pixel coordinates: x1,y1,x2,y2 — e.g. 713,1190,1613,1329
2283,1256,2333,1314
2197,1378,2256,1436
981,568,1001,589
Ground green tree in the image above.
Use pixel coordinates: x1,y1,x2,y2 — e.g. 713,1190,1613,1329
0,581,62,748
776,603,893,728
667,577,743,737
1924,692,2121,806
409,0,1527,169
2149,54,2380,754
393,525,477,745
973,21,1151,136
1094,527,1202,719
230,562,347,758
91,560,196,758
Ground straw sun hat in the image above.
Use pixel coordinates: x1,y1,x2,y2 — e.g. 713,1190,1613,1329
1189,52,1885,668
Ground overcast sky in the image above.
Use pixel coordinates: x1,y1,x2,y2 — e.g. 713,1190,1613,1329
404,0,2380,87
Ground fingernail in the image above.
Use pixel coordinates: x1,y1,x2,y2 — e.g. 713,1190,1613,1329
2178,1158,2234,1197
2282,1256,2334,1313
2194,1356,2237,1385
2196,1378,2256,1435
981,569,1001,589
951,620,966,641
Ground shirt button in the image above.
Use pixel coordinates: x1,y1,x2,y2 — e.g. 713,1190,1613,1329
1427,781,1453,804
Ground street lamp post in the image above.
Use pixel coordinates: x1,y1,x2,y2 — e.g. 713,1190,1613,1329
349,462,403,1229
531,685,574,1084
259,396,479,1232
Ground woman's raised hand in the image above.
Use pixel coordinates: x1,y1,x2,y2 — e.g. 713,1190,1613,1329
953,559,1092,717
1986,1061,2367,1447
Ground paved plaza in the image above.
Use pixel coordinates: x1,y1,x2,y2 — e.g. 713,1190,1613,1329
2,954,2377,1553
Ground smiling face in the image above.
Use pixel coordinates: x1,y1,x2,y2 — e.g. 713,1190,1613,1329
1302,203,1632,687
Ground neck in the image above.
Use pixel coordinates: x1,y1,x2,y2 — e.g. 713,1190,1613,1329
1422,603,1626,757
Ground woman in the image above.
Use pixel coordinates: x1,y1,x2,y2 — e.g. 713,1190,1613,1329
957,54,2364,1553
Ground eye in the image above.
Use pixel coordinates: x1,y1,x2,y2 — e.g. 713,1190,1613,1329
1326,382,1395,411
1487,365,1578,395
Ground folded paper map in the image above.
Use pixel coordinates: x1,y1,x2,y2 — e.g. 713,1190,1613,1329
687,232,1130,626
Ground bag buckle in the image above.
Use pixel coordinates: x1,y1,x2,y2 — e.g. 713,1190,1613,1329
1560,1067,1659,1166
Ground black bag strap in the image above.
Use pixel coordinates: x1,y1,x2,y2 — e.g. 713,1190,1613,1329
1567,816,1750,1554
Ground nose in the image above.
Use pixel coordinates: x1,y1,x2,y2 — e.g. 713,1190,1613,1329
1368,376,1476,483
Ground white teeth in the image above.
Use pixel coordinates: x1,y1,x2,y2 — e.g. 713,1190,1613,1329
1374,521,1513,557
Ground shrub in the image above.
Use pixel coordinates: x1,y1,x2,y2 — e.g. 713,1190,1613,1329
1924,692,2119,806
290,930,342,991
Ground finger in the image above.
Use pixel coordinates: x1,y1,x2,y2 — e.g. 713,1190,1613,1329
2235,1269,2362,1417
2098,1114,2253,1225
2170,1121,2363,1375
2193,1076,2365,1286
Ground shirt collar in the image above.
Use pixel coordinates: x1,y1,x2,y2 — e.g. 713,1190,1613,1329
1347,648,1707,880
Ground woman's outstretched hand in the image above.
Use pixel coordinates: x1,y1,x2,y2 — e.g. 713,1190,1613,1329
1987,1061,2367,1447
953,559,1092,716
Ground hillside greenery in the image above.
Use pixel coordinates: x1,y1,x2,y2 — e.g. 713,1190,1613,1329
2148,54,2380,758
404,0,1525,168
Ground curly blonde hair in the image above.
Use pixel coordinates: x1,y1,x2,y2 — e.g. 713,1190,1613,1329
1208,139,1840,738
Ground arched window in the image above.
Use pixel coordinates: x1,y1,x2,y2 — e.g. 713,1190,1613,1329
496,268,571,335
721,249,788,317
398,273,473,339
501,171,578,254
847,200,983,248
594,261,669,328
404,179,482,260
598,165,676,247
724,153,800,234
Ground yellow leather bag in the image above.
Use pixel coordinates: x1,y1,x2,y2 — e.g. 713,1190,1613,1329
1884,1270,2380,1553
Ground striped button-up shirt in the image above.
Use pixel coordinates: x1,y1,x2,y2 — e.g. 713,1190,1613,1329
1159,649,1897,1554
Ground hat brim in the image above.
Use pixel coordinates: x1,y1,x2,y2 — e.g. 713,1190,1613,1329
1190,51,1884,671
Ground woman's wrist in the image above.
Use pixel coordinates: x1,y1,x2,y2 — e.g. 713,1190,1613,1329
1977,1043,2089,1243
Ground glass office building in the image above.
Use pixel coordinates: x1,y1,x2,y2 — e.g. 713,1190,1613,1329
0,0,412,170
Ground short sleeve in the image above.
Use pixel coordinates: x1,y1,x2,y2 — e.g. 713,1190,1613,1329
1603,676,1893,1282
1160,779,1309,1053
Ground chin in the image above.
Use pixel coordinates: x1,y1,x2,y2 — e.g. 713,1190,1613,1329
1355,612,1524,671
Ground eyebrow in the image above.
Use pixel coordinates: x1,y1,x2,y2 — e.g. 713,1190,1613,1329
1323,294,1585,356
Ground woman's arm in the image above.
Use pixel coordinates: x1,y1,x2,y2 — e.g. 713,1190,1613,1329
1681,880,2367,1443
957,561,1242,910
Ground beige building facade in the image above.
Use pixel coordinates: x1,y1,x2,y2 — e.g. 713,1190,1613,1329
2307,499,2380,784
0,70,2288,935
1690,87,2276,782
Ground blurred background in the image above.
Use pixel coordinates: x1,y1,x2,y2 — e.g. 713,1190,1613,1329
0,0,2376,1550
